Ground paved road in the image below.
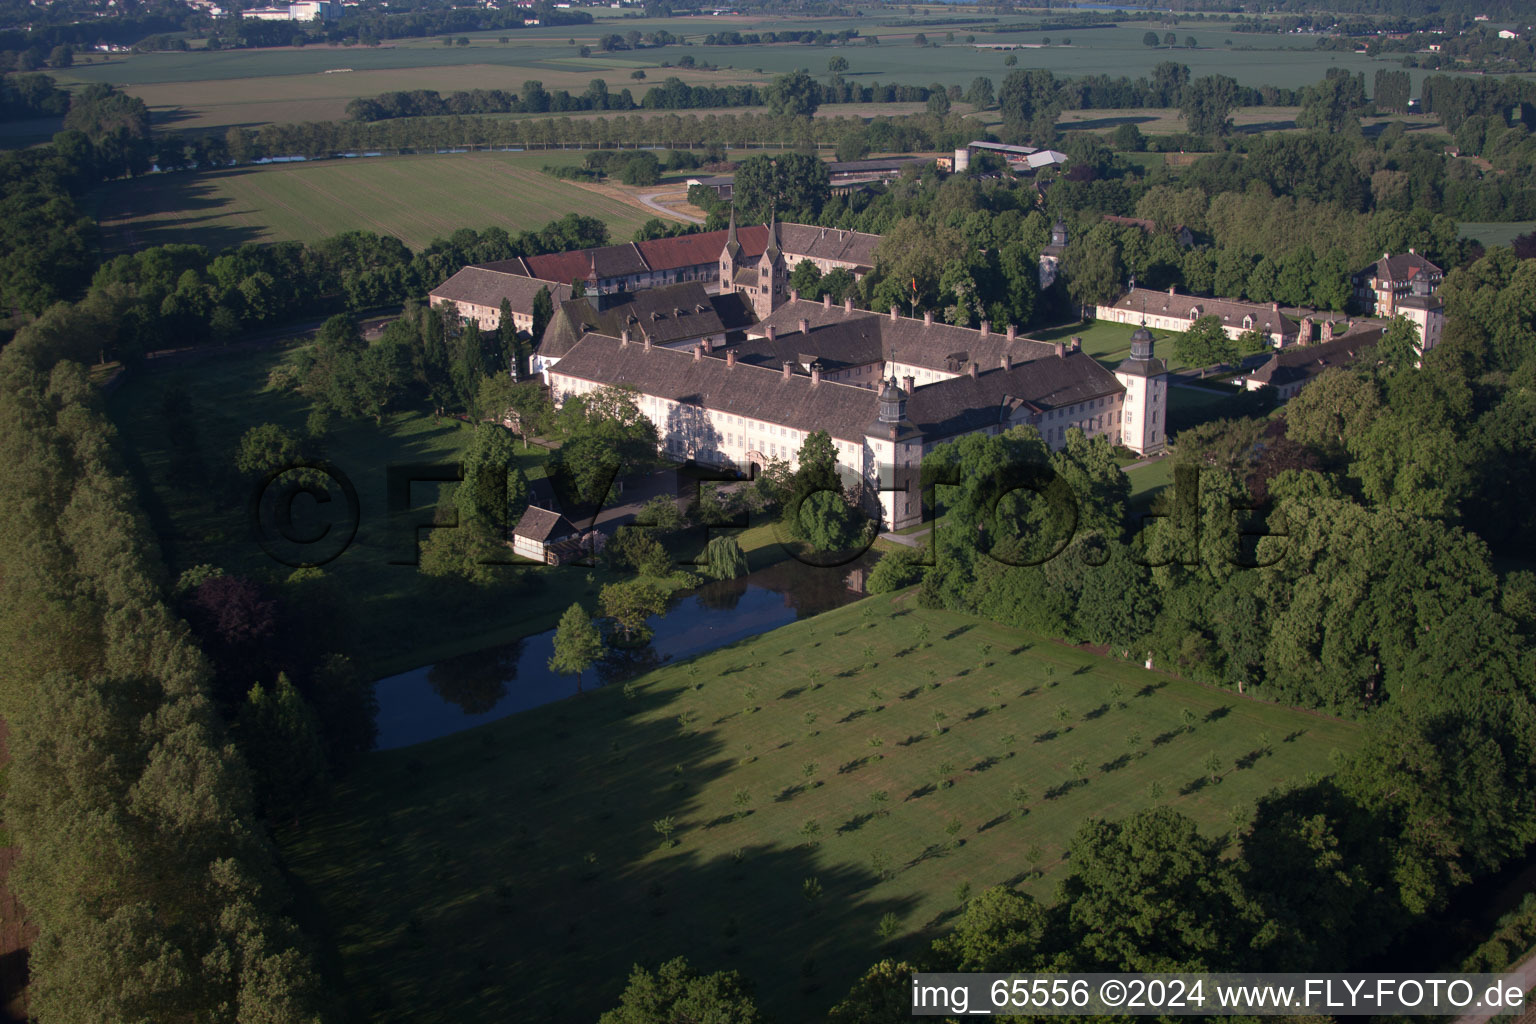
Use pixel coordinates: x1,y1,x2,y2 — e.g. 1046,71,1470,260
1453,950,1536,1024
637,189,705,225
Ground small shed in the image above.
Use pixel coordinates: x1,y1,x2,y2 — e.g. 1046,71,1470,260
512,506,581,564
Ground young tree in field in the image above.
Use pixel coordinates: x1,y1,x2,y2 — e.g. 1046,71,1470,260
549,602,604,690
1174,315,1238,375
827,55,849,75
1143,31,1160,47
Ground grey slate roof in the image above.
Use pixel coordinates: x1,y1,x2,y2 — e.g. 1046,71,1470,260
1355,251,1442,284
1245,328,1382,388
539,282,724,359
749,299,1059,374
709,291,757,332
514,506,578,542
429,267,571,313
777,224,881,268
732,317,885,373
551,333,1124,446
550,332,882,443
908,352,1124,438
1107,287,1301,337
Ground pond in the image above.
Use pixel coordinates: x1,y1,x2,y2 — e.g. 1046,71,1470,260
371,561,862,750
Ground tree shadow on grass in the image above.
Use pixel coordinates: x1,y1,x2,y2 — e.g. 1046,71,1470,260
977,813,1011,833
1098,753,1132,774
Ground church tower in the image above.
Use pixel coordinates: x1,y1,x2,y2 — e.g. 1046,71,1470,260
719,204,741,291
863,376,924,531
1114,324,1168,455
1038,218,1068,289
753,209,787,319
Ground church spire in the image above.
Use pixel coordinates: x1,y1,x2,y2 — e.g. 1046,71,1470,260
764,206,782,262
724,203,741,258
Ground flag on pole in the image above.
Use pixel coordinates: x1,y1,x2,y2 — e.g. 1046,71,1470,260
910,276,918,295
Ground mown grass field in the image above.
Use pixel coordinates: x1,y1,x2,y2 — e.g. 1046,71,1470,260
1031,319,1189,373
92,150,656,252
1460,221,1536,249
280,591,1361,1022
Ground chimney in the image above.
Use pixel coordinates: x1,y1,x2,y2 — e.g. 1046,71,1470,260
1272,302,1280,311
1070,336,1081,352
1409,247,1415,255
1006,324,1016,342
980,321,990,337
903,375,914,394
726,349,736,368
798,317,810,335
1001,351,1011,371
968,361,978,378
790,288,800,302
1054,341,1065,358
844,296,854,313
643,334,652,352
782,361,793,380
766,324,776,342
823,293,832,308
621,328,631,346
890,305,899,321
1168,285,1176,295
811,364,821,386
693,344,702,361
923,311,933,327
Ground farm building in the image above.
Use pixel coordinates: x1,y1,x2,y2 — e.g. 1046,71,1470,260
512,507,583,564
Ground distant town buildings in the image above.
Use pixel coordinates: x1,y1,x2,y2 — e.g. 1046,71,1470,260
239,0,337,19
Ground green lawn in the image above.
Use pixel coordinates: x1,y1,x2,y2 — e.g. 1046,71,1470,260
1126,455,1175,516
280,591,1361,1022
1460,221,1535,249
1030,319,1189,373
91,150,655,253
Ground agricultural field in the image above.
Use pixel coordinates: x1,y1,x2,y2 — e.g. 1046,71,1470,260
1460,221,1536,249
91,149,659,252
280,591,1362,1022
44,14,1451,135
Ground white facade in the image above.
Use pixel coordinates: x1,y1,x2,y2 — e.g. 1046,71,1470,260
1396,299,1445,358
1096,297,1297,348
1114,371,1167,455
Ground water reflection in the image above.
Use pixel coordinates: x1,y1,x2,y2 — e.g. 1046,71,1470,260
371,565,862,750
427,639,523,714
